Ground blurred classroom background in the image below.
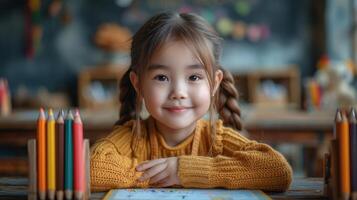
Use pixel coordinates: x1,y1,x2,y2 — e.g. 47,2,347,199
0,0,356,178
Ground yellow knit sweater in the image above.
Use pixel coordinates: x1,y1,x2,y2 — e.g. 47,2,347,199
90,117,292,192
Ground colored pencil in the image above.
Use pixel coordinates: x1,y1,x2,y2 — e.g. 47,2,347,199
65,110,73,200
350,108,357,200
47,109,56,200
28,139,37,200
336,109,350,200
56,110,65,200
73,109,84,200
37,108,46,200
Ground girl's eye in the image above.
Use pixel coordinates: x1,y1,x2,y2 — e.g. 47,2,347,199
189,75,202,81
154,75,169,82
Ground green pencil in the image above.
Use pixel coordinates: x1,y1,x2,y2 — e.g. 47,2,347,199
64,110,73,200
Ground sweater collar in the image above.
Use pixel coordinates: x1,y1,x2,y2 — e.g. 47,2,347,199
148,117,203,159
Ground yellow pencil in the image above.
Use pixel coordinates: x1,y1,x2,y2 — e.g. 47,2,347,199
47,109,56,200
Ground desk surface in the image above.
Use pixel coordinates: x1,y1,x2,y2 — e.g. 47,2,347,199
0,177,326,200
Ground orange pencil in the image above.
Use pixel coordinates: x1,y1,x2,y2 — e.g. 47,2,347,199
37,108,46,200
73,109,84,200
336,109,350,200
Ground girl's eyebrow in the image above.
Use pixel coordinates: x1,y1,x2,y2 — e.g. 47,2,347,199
148,64,204,71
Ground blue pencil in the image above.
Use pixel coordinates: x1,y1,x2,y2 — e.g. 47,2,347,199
64,110,73,199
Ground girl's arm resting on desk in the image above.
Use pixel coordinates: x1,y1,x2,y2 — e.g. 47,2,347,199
178,128,292,192
90,139,149,191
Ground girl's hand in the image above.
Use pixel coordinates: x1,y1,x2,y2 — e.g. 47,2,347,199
136,157,180,187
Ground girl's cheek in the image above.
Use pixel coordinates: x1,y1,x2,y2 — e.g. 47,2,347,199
192,85,211,103
146,85,169,103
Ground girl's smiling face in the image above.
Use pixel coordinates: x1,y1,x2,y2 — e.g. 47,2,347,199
131,41,219,131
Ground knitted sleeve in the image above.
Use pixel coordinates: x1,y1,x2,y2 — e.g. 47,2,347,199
177,121,292,192
90,130,149,191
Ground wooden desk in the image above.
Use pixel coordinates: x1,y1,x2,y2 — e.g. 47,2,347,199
0,177,326,199
0,108,334,176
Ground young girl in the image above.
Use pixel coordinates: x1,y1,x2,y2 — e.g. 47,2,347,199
90,12,292,192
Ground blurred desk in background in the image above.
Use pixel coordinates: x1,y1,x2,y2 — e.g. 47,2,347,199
0,108,334,176
243,107,333,145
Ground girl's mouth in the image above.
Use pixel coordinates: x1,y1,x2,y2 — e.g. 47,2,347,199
164,107,190,113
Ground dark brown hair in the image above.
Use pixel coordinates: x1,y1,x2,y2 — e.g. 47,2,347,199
116,11,242,141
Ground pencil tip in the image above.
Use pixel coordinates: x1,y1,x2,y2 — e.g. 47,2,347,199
74,108,80,116
335,108,342,121
39,108,45,118
67,109,74,119
349,107,356,121
48,108,53,116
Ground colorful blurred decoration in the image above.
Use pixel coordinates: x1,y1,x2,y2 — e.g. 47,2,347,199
94,23,132,64
0,78,11,116
48,0,72,25
316,54,330,70
306,56,356,110
48,0,62,17
232,21,246,40
246,24,271,42
94,23,132,53
216,17,234,37
200,9,215,24
234,0,252,16
247,24,261,42
306,79,322,109
25,0,43,59
259,24,271,40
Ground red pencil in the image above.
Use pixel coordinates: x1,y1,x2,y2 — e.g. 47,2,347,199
73,109,84,200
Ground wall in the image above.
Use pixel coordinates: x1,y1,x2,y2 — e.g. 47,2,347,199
0,0,315,106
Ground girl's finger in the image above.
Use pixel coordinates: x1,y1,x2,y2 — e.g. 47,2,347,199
149,169,169,184
136,158,166,171
138,161,167,181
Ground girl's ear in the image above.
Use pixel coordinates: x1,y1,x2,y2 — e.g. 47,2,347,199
213,69,223,96
129,71,140,94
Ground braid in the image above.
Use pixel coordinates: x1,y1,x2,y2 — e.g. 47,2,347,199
216,68,242,131
115,69,137,125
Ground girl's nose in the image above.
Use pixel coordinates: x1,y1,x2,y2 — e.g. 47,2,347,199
169,81,187,100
